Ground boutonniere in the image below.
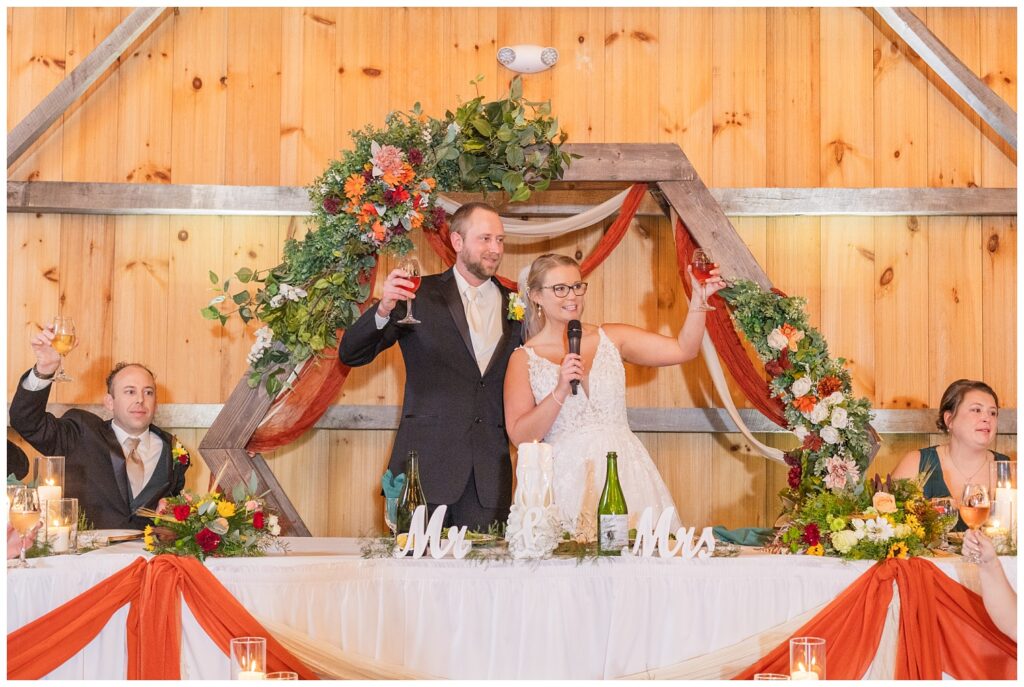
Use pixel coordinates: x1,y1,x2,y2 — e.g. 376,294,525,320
171,437,191,467
507,291,525,322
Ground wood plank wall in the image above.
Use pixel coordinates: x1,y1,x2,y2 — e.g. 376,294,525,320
7,8,1017,536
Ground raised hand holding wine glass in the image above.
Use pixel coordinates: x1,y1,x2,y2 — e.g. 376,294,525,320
394,255,422,325
50,316,77,382
688,248,727,312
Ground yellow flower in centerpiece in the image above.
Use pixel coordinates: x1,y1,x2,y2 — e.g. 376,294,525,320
143,525,155,552
887,541,909,559
806,543,824,556
904,514,925,539
217,500,237,518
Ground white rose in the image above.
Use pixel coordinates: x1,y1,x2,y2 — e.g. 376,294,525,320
830,407,849,429
269,294,284,308
268,514,281,536
791,377,813,398
792,425,809,441
820,426,840,445
826,391,845,406
831,529,859,554
808,402,830,424
767,327,789,351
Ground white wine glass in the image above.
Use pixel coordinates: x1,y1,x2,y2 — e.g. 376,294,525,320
395,255,422,325
8,486,40,568
51,316,76,383
959,484,990,564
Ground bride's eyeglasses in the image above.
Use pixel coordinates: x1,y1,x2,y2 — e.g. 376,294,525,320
538,281,588,298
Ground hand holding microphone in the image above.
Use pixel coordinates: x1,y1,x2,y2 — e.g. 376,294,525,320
567,320,582,395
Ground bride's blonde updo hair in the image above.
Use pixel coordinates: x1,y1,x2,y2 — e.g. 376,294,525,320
518,253,581,341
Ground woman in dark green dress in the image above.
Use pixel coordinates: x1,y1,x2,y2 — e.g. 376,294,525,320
892,380,1009,532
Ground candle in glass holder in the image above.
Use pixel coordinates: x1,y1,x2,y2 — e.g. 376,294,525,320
789,637,825,680
230,637,267,680
36,479,62,505
44,498,78,554
49,520,71,553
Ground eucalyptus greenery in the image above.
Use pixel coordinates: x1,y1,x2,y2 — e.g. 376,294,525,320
204,76,572,397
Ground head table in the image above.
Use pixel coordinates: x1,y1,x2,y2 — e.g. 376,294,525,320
7,537,1016,680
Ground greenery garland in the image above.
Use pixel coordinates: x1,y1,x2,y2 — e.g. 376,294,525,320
203,77,572,396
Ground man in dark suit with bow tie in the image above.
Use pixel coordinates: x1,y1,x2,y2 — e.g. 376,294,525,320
9,328,190,530
340,202,521,530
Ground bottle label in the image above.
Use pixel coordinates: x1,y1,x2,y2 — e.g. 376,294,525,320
598,514,629,551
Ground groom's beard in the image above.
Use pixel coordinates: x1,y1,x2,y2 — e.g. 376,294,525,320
462,252,502,281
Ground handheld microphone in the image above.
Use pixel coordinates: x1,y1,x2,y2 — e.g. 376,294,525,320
567,320,582,395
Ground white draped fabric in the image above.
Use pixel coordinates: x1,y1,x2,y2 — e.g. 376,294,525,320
436,188,631,237
8,539,1012,680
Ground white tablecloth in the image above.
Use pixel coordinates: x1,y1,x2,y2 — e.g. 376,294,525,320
6,538,1016,680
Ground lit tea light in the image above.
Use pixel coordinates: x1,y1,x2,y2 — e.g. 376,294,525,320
48,518,71,553
238,658,265,680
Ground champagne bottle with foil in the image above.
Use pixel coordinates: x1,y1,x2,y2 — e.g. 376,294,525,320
396,450,427,535
597,451,628,555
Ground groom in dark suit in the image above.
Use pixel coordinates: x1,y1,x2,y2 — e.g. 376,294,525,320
9,328,189,530
340,202,521,530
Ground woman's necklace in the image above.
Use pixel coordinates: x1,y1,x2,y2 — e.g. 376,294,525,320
945,446,990,483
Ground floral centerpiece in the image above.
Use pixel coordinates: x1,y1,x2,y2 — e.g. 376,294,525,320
781,474,944,559
204,76,572,396
137,473,283,561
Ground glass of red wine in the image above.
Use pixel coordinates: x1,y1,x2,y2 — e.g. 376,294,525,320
691,248,716,312
396,255,422,325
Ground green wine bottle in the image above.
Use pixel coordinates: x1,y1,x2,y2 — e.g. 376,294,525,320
597,451,628,555
396,450,427,535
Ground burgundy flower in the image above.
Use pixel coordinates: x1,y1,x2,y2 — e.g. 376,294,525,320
430,206,448,230
802,523,821,547
322,196,341,215
407,147,424,166
362,169,374,183
253,511,265,530
802,433,824,452
384,187,410,207
783,451,801,468
787,465,802,489
765,349,792,378
195,528,221,553
173,504,191,522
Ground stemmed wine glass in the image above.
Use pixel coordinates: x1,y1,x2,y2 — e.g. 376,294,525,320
396,255,422,325
959,483,991,564
51,315,76,382
384,497,399,537
8,486,40,568
929,497,958,551
690,249,717,312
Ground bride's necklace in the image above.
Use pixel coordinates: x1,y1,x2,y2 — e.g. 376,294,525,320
945,446,989,483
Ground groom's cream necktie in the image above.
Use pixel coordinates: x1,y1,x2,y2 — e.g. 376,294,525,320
123,436,145,498
465,285,500,374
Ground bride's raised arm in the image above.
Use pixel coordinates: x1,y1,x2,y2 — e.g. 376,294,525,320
503,347,580,445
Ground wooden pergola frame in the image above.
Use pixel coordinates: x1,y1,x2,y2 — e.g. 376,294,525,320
6,7,1017,536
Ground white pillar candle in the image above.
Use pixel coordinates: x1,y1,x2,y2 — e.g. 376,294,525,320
790,670,819,680
237,671,265,680
994,486,1017,528
48,523,71,553
37,483,62,504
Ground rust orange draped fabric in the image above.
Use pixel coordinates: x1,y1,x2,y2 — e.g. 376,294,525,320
674,218,787,427
735,557,1017,680
424,183,650,290
8,555,318,681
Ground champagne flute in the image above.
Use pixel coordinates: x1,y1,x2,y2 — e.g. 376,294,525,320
8,486,40,568
395,255,422,325
690,249,716,312
959,483,991,564
51,316,76,383
929,497,958,551
384,496,399,537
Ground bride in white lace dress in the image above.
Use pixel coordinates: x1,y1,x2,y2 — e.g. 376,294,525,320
503,254,725,537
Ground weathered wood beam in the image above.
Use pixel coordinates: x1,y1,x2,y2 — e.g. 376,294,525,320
10,181,1014,217
198,367,311,536
558,143,687,181
876,7,1017,150
658,153,773,290
20,404,1015,435
7,7,167,168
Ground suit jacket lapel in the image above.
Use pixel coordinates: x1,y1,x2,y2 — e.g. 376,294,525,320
101,421,133,513
441,269,478,366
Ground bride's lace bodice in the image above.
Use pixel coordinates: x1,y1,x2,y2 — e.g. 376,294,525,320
523,328,629,442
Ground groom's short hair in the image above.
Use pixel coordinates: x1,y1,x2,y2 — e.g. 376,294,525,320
449,202,499,240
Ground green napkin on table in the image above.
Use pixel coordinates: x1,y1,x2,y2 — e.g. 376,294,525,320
712,525,773,547
381,470,406,499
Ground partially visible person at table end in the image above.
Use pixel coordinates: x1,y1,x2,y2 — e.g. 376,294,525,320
7,440,30,480
892,380,1008,530
962,529,1017,640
